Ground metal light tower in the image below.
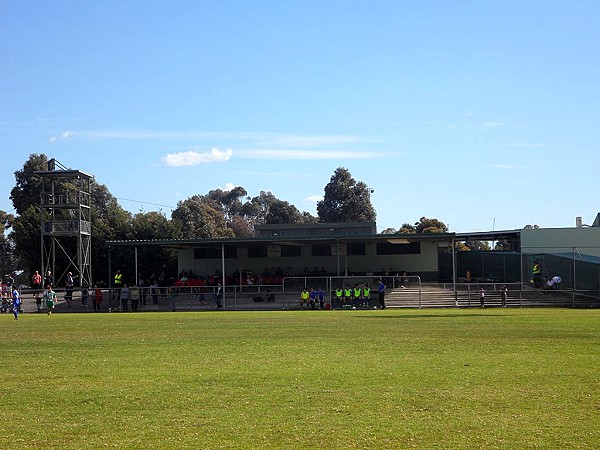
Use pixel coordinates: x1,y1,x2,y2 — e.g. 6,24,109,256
37,159,93,288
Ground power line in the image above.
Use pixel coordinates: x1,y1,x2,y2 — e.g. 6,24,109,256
117,198,177,210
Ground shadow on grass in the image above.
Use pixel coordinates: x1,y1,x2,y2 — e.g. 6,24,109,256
354,312,511,319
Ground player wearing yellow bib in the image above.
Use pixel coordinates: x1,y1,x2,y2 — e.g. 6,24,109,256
300,287,309,309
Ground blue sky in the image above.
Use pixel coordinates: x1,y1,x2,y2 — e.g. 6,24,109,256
2,1,599,233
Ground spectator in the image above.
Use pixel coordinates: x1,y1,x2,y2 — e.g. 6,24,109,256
31,270,42,296
362,284,371,308
93,285,103,312
44,270,53,289
120,284,130,311
308,287,317,310
500,285,508,308
113,270,123,300
64,272,75,308
81,282,89,308
168,286,177,311
378,278,386,309
1,293,9,313
214,282,223,309
334,287,343,308
131,285,140,311
532,260,542,288
547,275,562,290
300,287,309,310
353,284,362,308
400,272,409,288
317,287,325,309
150,281,159,305
479,287,485,307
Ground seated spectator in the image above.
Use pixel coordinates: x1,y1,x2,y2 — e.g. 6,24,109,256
547,275,562,290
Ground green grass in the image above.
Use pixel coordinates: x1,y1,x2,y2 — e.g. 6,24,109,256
1,309,599,449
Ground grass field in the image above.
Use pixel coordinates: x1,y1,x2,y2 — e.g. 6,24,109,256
1,308,599,449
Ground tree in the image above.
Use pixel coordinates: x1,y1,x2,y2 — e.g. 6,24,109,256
265,199,305,224
0,210,16,277
130,211,179,281
316,168,376,223
171,195,234,239
9,206,41,278
10,153,48,215
399,223,417,234
414,217,448,234
463,241,491,251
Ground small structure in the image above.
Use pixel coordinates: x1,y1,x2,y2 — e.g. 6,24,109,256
35,159,93,288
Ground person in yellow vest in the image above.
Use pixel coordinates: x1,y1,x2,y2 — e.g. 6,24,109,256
343,286,352,307
362,284,371,308
113,270,123,300
299,287,309,309
334,287,343,308
353,284,362,308
532,260,542,288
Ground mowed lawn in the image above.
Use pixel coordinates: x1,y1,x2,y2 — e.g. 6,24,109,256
1,309,598,449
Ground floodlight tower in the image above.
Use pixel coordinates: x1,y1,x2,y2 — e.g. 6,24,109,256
37,159,93,288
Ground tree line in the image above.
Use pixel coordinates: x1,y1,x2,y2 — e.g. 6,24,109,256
1,153,481,287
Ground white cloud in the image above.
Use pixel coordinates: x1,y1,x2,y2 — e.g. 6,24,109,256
49,131,72,143
304,195,322,203
162,148,233,166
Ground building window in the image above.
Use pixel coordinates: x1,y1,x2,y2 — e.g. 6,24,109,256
312,244,331,257
194,247,237,259
281,245,301,257
347,243,366,256
376,242,421,255
248,245,268,258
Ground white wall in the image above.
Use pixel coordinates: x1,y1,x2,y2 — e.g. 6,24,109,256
521,227,600,257
178,241,440,277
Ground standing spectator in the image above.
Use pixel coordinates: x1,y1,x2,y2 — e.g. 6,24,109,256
81,283,89,309
12,286,21,320
308,287,317,310
532,260,542,288
93,285,103,312
113,270,123,300
214,282,223,309
44,270,53,289
150,280,159,305
138,274,146,305
168,286,177,311
6,273,15,289
378,278,386,309
120,284,130,311
35,291,42,312
131,285,140,311
45,286,57,315
317,287,325,309
64,272,75,308
479,287,485,307
500,285,508,308
31,270,42,296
